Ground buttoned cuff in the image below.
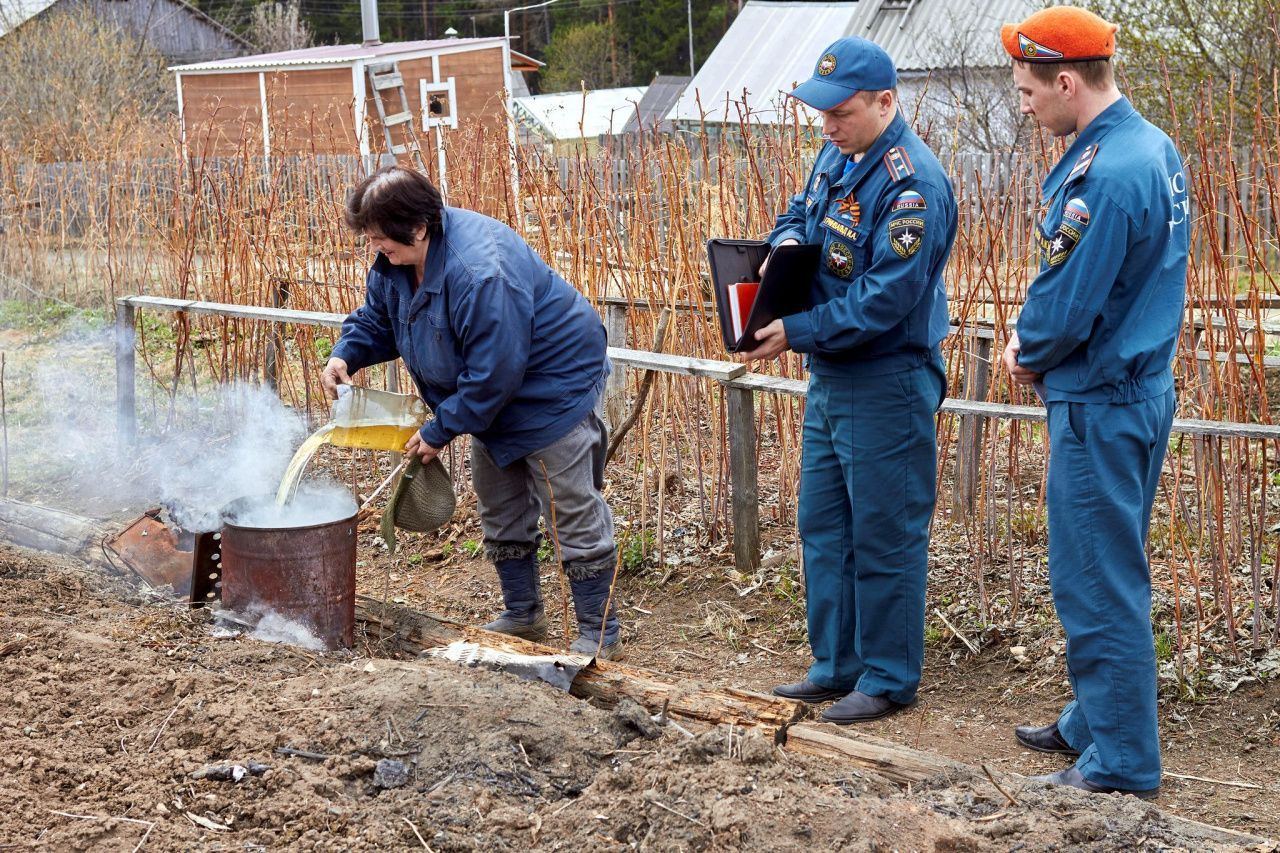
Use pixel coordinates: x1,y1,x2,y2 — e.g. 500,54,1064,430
783,312,816,354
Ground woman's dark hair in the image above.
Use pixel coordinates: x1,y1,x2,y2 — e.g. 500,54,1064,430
344,165,443,244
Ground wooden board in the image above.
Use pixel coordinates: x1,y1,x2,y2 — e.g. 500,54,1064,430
354,596,804,733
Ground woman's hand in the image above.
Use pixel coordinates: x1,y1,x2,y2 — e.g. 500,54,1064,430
405,431,443,465
321,357,352,399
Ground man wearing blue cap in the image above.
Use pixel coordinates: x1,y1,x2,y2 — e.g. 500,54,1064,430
741,37,956,723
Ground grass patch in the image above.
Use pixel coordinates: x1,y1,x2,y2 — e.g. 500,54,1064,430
0,298,90,331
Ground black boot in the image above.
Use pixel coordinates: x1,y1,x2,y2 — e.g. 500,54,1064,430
568,567,622,660
481,550,548,643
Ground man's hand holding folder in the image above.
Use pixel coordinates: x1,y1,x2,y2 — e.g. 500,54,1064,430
706,237,819,360
738,239,798,361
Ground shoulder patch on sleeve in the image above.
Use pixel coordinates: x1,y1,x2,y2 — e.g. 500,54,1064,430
1066,144,1099,184
883,146,916,183
891,189,927,212
888,215,925,259
1043,197,1090,266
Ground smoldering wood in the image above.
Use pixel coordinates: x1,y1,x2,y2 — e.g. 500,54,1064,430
354,596,804,732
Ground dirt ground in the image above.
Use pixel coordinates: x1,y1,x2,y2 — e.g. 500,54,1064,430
3,311,1279,849
1,537,1277,852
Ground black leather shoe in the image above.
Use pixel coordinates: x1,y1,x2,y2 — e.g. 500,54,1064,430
1015,723,1081,758
1031,766,1159,800
819,691,909,724
772,679,848,704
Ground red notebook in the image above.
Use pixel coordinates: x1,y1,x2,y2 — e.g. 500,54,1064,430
728,281,760,341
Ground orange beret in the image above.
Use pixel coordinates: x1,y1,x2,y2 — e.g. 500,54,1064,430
1001,6,1118,63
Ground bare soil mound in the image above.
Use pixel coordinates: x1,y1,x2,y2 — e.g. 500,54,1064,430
1,546,1272,851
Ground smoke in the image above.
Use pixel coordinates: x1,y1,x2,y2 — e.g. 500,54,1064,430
214,605,327,651
250,610,326,651
6,322,339,529
224,483,356,529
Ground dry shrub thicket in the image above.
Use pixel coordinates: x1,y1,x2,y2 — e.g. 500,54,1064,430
1,34,1279,675
0,9,171,162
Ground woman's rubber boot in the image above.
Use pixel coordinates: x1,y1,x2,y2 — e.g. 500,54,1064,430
568,569,622,660
481,554,548,643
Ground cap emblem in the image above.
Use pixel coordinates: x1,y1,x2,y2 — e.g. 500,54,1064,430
1018,32,1064,60
817,53,837,76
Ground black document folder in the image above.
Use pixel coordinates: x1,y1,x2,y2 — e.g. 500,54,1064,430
706,239,819,353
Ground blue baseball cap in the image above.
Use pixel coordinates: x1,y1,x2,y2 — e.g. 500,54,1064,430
789,37,897,110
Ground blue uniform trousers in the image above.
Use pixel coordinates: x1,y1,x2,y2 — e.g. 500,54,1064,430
797,357,944,705
1046,390,1174,791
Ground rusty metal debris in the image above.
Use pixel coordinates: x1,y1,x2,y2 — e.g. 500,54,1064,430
104,508,222,606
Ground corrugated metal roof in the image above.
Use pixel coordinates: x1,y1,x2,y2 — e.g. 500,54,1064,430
667,0,1035,125
668,2,857,125
0,0,66,38
514,87,647,141
170,36,540,73
856,0,1034,72
621,75,690,134
0,0,250,43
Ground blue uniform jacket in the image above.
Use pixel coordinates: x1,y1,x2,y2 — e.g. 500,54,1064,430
1016,97,1190,403
331,207,608,467
770,112,956,376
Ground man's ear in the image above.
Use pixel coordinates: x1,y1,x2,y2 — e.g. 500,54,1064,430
1056,71,1076,99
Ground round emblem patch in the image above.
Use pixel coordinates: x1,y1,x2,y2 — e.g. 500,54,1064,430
826,240,854,278
817,53,837,76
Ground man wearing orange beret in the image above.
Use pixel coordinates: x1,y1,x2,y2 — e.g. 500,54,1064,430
999,7,1189,799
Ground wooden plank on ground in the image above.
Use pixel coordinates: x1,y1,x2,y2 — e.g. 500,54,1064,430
784,723,967,785
0,499,103,557
354,596,804,732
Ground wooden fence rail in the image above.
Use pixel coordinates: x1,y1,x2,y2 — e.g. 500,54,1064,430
115,295,1280,575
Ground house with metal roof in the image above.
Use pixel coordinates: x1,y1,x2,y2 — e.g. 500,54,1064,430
0,0,251,64
514,86,647,151
171,37,541,162
666,0,1035,147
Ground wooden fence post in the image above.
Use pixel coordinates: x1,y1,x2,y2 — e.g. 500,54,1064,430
726,383,759,574
951,330,992,519
604,303,628,431
263,277,290,392
115,299,136,450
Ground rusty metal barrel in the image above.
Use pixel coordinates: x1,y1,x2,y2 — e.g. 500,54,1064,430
219,495,357,650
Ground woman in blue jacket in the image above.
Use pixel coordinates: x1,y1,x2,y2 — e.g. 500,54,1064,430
321,166,621,659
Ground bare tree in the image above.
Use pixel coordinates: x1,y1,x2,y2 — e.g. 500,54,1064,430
246,1,314,54
1096,0,1280,132
908,7,1031,152
0,7,171,159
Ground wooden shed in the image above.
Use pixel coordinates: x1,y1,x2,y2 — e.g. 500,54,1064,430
171,37,541,161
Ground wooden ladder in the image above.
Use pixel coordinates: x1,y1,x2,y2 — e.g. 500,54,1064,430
365,61,429,174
